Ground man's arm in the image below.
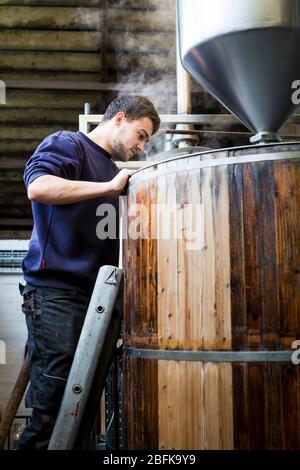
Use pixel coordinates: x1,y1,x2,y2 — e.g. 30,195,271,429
27,169,133,205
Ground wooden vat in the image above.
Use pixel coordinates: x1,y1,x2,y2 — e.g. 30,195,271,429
122,143,300,450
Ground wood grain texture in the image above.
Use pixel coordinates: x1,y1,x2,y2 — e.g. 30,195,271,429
123,145,300,450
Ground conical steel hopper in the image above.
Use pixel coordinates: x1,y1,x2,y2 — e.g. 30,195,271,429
177,0,300,143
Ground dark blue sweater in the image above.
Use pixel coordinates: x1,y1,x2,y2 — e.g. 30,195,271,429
22,131,119,294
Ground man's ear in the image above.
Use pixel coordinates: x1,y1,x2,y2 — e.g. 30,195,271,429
114,112,126,126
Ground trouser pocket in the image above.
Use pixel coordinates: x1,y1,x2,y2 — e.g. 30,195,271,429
20,285,41,329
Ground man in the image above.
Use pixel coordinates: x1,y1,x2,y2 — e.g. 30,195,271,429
17,95,160,450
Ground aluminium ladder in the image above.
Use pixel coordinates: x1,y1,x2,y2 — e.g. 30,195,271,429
48,264,123,450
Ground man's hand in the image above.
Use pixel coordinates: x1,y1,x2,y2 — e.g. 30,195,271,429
109,169,135,196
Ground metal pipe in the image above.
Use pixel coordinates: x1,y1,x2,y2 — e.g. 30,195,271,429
176,29,191,115
84,102,90,115
173,4,198,149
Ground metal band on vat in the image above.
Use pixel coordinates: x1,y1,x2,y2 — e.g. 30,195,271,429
125,348,292,363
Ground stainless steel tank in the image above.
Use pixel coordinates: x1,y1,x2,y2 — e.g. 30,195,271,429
177,0,300,142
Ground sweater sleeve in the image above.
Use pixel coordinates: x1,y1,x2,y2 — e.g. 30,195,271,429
24,132,83,188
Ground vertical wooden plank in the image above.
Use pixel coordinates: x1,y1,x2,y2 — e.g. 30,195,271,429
291,161,300,340
282,364,300,449
158,360,204,450
201,168,217,350
229,164,247,351
176,171,190,350
143,358,159,449
243,163,262,351
126,172,157,348
136,177,149,341
274,160,299,348
123,357,158,450
157,173,168,350
138,170,156,346
123,182,136,345
122,355,131,449
185,170,203,350
187,361,204,449
176,361,203,449
158,360,179,449
203,363,220,449
248,364,265,449
174,360,185,450
257,162,280,350
174,157,204,351
232,364,249,449
264,363,284,449
213,165,231,350
218,363,234,449
157,359,169,450
131,179,141,343
157,171,179,350
198,362,205,449
149,176,158,344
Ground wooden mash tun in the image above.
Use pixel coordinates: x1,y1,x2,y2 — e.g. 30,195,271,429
122,0,300,450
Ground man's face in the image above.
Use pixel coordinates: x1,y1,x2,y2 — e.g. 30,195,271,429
111,116,153,162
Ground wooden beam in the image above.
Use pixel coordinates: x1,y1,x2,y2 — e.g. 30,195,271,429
0,0,101,5
0,205,32,217
0,50,175,72
0,0,174,9
0,182,26,194
0,158,27,169
0,71,117,82
0,30,102,52
0,170,25,181
0,29,174,53
0,193,28,204
5,79,176,92
0,7,175,31
0,125,74,140
0,219,32,226
108,8,175,32
0,229,31,239
101,0,108,83
0,108,78,125
1,70,177,88
0,140,42,154
0,51,101,72
5,90,99,108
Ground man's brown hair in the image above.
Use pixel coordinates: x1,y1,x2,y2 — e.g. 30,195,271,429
101,95,160,135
